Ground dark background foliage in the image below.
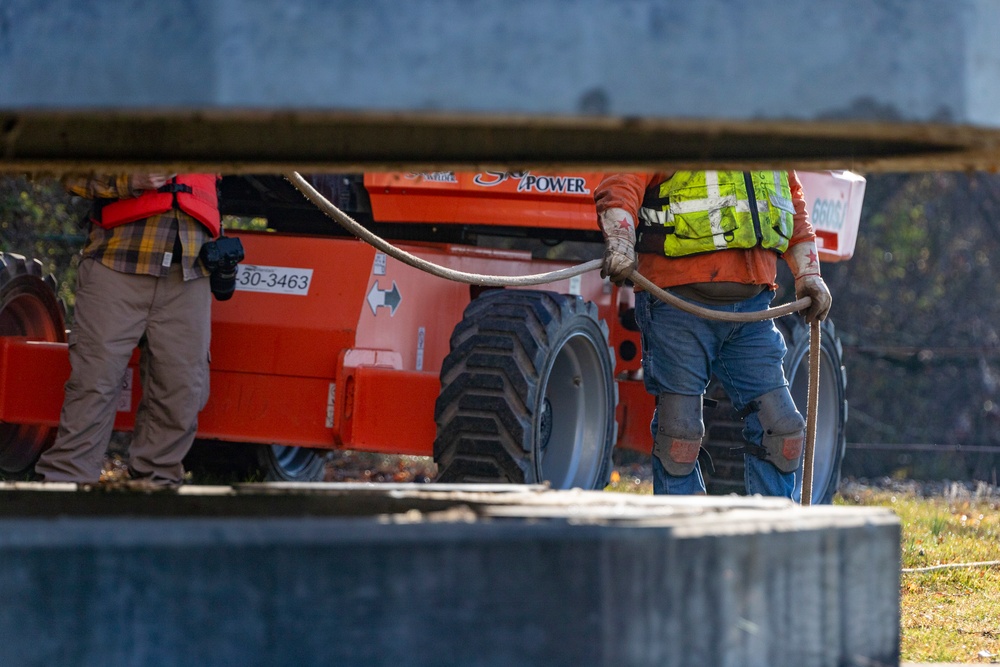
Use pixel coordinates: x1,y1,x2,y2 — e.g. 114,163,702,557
0,175,87,314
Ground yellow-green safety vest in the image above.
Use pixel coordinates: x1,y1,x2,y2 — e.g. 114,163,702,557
638,171,795,257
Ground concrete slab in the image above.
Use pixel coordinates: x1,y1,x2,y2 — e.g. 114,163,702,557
0,482,899,667
2,0,1000,171
0,0,995,125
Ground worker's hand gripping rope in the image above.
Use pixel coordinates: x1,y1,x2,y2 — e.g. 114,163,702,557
785,242,832,324
598,208,637,285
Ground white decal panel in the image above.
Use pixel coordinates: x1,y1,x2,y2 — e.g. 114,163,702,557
569,275,582,296
373,252,387,276
416,327,426,371
235,264,313,295
325,383,336,428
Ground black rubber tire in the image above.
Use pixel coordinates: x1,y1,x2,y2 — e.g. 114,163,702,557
183,440,258,483
701,316,847,504
434,290,618,490
256,444,328,482
184,440,328,483
783,317,848,504
0,253,66,475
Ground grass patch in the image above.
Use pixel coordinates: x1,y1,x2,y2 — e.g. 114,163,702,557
604,469,654,494
837,487,1000,664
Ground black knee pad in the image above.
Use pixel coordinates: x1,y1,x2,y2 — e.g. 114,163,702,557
752,387,806,474
653,393,704,476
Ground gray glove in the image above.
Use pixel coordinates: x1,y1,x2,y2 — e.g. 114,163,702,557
795,274,832,323
786,242,832,323
599,208,637,285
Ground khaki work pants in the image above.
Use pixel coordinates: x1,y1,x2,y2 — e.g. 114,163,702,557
35,259,211,485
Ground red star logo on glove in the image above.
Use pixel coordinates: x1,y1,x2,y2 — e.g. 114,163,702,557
807,248,818,266
616,216,630,230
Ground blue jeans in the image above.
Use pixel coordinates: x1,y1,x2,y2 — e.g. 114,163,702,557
634,289,799,499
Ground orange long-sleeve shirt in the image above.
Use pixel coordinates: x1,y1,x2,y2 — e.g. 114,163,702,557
594,171,816,290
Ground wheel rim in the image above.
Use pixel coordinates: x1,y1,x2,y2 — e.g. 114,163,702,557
787,343,843,503
0,285,63,339
534,330,610,489
268,444,320,479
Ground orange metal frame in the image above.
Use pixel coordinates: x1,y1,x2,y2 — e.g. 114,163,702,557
0,230,649,455
364,172,605,231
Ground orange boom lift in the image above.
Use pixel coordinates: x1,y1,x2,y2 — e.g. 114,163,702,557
0,171,863,501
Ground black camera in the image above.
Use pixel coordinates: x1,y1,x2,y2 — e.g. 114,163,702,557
199,235,245,301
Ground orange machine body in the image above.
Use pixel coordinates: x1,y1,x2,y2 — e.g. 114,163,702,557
199,228,645,455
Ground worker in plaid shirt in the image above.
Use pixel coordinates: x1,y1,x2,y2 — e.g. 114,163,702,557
35,173,220,487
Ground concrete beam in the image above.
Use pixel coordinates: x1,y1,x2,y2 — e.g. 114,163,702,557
2,0,1000,171
0,482,900,667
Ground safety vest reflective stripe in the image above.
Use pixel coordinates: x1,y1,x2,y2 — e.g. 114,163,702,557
641,170,793,257
666,172,739,250
769,171,794,213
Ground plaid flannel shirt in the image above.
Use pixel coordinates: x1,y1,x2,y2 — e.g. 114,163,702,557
63,174,213,280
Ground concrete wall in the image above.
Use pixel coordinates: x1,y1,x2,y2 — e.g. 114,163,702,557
5,1,998,171
0,484,900,667
1,0,997,126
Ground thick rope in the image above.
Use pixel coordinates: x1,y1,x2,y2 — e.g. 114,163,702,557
627,271,810,322
902,559,1000,574
286,172,602,286
286,172,811,320
801,320,821,506
284,171,822,504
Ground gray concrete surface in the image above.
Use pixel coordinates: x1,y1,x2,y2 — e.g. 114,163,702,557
1,0,996,125
3,0,1000,171
0,482,899,667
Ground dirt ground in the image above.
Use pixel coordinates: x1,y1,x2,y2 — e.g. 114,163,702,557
101,438,1000,498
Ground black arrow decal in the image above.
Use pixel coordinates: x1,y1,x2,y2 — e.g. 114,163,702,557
366,280,402,316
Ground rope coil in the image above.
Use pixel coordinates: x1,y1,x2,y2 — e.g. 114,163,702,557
284,171,821,505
